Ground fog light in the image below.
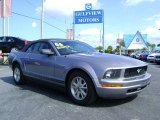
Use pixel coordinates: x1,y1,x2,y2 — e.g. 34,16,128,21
101,84,123,88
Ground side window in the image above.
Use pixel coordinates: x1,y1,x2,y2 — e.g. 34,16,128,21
32,43,41,54
0,37,3,42
26,42,54,54
0,37,5,42
39,42,53,52
26,43,41,53
7,38,14,42
26,44,35,53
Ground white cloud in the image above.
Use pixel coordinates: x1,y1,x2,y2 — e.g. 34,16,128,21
142,20,160,45
77,28,121,48
122,0,157,6
155,20,160,28
37,0,101,17
32,22,37,28
77,28,101,47
147,14,160,21
79,28,100,36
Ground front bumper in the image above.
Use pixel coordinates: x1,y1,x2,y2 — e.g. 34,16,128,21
95,73,151,99
147,58,155,62
155,58,160,62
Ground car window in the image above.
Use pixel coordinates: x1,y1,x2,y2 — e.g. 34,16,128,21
39,43,50,50
39,42,54,53
6,38,14,42
26,44,34,53
26,42,53,54
32,43,41,53
0,37,5,42
26,43,41,53
53,41,96,55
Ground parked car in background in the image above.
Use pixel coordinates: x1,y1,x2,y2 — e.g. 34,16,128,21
147,50,160,63
0,36,29,53
130,51,140,58
155,53,160,65
139,51,151,61
0,50,3,56
8,39,151,105
130,51,149,59
0,50,2,63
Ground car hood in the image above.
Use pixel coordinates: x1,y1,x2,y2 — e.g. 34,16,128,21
148,53,160,56
67,53,147,69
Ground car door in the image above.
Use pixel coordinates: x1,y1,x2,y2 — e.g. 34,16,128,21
25,42,56,81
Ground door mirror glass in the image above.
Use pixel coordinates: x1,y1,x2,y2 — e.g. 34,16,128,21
41,49,54,55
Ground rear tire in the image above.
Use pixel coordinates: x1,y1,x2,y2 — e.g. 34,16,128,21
67,71,97,106
156,62,160,65
13,64,25,85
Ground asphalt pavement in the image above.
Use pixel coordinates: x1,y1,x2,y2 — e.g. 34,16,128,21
0,64,160,120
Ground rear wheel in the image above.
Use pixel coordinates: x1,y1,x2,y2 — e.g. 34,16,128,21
156,62,160,65
13,64,25,85
67,71,97,106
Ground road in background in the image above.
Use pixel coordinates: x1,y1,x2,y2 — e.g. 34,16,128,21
0,64,160,120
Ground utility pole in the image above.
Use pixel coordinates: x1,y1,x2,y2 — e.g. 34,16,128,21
118,33,122,55
7,17,9,36
100,30,102,46
41,0,44,39
2,0,5,36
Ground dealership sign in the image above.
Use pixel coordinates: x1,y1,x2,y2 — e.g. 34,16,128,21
74,3,103,24
73,3,105,52
74,10,103,24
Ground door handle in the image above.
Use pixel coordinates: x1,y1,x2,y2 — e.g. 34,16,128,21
34,62,40,66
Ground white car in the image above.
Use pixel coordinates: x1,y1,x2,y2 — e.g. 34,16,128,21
147,52,160,63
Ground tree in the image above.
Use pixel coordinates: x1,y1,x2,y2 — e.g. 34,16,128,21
120,40,125,47
146,42,156,50
105,46,113,53
114,46,120,53
96,46,103,52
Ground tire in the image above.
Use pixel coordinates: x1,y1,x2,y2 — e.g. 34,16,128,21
13,64,25,85
156,62,160,65
67,71,97,106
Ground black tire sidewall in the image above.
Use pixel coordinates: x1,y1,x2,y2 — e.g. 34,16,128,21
13,64,24,85
67,71,96,105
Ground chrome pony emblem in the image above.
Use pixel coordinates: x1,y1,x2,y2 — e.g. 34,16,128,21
137,69,142,73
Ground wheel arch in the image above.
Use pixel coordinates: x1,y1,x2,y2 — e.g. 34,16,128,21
12,60,20,70
65,68,97,90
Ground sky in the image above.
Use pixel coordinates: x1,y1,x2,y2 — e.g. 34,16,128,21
0,0,160,48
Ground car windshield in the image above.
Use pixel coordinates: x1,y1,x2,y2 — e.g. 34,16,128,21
53,41,97,55
0,37,4,42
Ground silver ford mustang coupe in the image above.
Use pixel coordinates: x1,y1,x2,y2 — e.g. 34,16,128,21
8,39,151,105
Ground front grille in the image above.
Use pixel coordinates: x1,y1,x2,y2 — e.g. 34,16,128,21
156,56,160,58
124,66,147,78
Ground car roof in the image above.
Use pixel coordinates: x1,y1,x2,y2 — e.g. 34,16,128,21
0,36,26,40
21,38,78,52
36,38,76,42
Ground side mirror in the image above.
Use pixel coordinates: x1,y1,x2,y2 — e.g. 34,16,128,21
41,49,54,55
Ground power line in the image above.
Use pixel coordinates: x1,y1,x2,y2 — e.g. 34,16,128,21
12,11,66,33
24,0,67,24
12,12,40,21
25,0,36,8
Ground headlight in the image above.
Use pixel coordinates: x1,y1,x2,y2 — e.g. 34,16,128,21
103,69,121,79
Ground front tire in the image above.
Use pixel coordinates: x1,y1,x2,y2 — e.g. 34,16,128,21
13,64,25,85
67,71,97,106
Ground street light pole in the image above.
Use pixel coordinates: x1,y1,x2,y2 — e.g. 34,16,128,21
41,0,44,39
2,0,6,36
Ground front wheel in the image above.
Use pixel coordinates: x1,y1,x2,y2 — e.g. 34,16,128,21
67,71,97,106
13,64,25,85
